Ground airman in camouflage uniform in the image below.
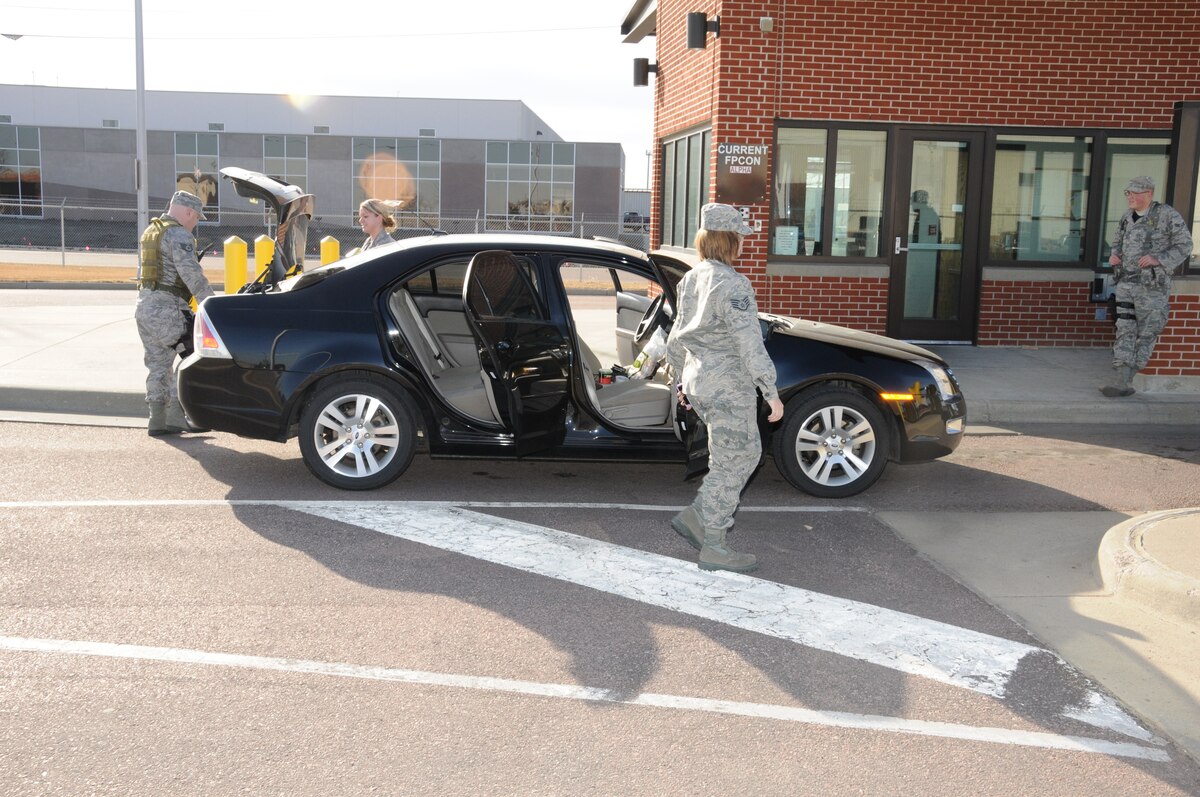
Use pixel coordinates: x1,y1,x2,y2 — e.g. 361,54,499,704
666,203,784,573
1102,176,1193,397
135,190,215,435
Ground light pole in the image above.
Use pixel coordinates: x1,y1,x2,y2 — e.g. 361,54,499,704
644,149,652,190
135,0,148,245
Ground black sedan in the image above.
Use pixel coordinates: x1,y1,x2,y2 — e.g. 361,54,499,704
180,170,966,498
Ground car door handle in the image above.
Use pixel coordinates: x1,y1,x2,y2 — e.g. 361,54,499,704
496,339,513,353
894,236,909,254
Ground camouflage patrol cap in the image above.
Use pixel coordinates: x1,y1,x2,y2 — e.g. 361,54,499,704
170,190,207,220
700,203,753,236
1125,176,1155,193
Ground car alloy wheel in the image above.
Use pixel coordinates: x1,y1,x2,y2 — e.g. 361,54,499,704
772,387,890,498
298,377,417,490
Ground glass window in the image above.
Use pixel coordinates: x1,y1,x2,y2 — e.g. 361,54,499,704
0,125,41,217
773,128,827,256
990,135,1091,263
485,141,575,231
1098,137,1170,265
660,128,710,248
264,135,307,192
833,130,886,257
174,132,219,222
353,136,441,222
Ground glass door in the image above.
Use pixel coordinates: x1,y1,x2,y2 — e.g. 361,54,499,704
888,131,984,341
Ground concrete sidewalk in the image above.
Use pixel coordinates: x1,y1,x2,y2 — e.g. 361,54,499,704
0,285,1197,762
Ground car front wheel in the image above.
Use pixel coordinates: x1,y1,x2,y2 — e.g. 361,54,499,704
772,387,890,498
299,378,417,490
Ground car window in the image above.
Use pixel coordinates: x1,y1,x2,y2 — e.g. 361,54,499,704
407,261,467,296
560,259,667,367
466,251,545,320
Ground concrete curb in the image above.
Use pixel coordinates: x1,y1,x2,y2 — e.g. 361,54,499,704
0,386,145,418
968,398,1200,426
1097,508,1200,625
0,281,227,292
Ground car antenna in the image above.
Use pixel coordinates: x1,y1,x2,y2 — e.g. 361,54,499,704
412,205,448,236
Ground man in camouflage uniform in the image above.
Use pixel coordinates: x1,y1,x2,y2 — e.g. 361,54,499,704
135,190,215,435
666,203,784,573
1102,176,1193,397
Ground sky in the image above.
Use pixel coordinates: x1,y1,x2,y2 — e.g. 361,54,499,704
0,0,658,188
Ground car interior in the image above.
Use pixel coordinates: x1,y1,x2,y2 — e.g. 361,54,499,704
384,255,675,430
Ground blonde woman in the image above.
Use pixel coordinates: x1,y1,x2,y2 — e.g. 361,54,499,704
358,198,401,250
665,203,784,573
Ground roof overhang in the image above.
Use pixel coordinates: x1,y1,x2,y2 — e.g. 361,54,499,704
620,0,657,43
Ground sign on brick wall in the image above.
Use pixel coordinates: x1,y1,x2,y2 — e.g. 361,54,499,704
716,142,768,204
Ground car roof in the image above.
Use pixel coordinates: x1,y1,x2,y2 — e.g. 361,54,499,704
379,232,650,259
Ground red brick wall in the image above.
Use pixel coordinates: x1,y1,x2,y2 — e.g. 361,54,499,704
766,275,889,335
650,0,1200,375
977,281,1113,346
1150,295,1200,376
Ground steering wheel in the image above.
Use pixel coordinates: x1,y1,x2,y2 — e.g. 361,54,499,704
633,293,667,349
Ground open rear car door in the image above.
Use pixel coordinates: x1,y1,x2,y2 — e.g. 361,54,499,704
463,250,572,457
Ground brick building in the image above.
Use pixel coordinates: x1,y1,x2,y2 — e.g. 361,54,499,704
622,0,1200,384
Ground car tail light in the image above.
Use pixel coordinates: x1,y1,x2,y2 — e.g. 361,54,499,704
194,307,232,359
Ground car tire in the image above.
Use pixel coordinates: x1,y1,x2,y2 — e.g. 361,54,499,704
772,387,891,498
298,377,418,490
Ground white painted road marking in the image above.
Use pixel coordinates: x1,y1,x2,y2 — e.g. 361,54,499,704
0,634,1169,762
0,499,1155,745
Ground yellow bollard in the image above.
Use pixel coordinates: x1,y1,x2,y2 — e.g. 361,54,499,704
320,235,341,265
254,234,276,284
223,235,248,294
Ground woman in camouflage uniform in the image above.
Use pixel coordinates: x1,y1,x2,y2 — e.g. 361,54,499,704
666,203,785,573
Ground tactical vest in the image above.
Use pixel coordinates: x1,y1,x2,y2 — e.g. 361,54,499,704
137,216,191,300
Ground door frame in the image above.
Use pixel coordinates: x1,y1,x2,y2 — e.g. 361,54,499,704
886,128,986,342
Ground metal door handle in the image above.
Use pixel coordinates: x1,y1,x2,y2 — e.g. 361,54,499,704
895,236,909,254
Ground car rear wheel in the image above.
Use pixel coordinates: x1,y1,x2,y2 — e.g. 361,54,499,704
772,387,890,498
299,378,417,490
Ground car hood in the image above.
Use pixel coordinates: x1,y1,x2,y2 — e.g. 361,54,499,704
220,166,315,283
767,314,945,364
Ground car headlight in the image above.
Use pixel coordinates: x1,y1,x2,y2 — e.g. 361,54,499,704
919,361,957,400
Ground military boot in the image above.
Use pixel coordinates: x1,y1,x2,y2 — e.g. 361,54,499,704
670,505,704,551
147,401,180,437
165,399,208,434
1100,365,1136,398
698,526,758,573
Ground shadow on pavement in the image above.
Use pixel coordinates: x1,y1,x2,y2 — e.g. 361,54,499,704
146,429,1200,784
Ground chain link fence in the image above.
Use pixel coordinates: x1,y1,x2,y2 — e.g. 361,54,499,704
0,201,651,258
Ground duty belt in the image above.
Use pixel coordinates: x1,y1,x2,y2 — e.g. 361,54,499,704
141,281,189,300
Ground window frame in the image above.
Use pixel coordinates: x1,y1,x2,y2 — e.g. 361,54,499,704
264,134,308,192
0,124,42,218
660,126,711,248
352,136,442,221
771,120,893,263
174,131,220,224
769,121,1178,273
979,127,1172,271
484,140,576,232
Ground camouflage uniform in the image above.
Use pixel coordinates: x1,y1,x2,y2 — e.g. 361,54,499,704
1110,201,1192,371
361,229,393,251
666,258,778,533
135,221,214,405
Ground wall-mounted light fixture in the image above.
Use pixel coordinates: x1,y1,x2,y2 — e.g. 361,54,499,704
633,57,659,87
686,12,720,49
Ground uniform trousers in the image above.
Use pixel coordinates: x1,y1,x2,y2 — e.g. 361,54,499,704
135,290,188,405
1113,280,1170,371
688,391,761,532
